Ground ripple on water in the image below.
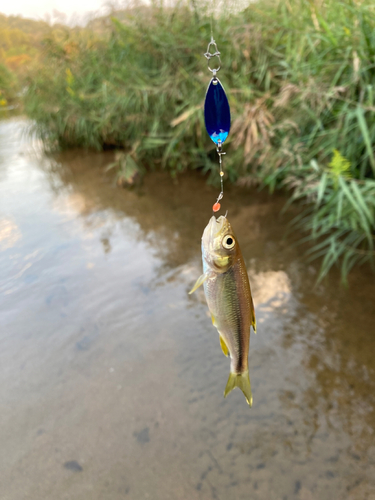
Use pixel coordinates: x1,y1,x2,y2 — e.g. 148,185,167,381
0,118,374,500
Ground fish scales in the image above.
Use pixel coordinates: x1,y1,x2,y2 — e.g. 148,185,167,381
189,215,256,406
204,262,249,372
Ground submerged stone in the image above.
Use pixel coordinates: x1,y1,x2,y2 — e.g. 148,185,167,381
204,78,231,145
64,460,83,472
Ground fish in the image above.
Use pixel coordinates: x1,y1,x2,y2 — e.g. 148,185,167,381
189,215,256,406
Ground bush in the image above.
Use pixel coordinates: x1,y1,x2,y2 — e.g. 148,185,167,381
0,63,17,106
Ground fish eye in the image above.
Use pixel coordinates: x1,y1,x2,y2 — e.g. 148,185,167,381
222,235,235,250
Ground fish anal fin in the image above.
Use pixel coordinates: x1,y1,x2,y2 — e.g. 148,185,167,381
189,272,211,294
224,371,252,407
219,335,229,357
251,298,257,334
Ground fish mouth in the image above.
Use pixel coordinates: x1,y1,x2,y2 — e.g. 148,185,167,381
202,215,228,249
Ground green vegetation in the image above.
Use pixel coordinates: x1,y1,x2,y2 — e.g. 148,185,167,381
0,63,16,104
5,0,375,281
0,13,76,106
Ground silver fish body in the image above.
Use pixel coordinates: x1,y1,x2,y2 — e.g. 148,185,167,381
190,215,256,406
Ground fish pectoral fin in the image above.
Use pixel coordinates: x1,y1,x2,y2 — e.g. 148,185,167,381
188,272,213,294
224,371,253,407
219,335,229,357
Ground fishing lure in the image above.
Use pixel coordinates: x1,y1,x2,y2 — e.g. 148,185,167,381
204,37,231,212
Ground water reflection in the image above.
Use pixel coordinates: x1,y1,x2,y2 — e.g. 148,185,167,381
1,118,375,500
0,217,21,250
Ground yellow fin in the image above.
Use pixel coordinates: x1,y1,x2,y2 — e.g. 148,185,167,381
224,371,252,407
219,335,229,357
211,314,217,326
188,272,210,294
251,298,257,334
252,315,257,334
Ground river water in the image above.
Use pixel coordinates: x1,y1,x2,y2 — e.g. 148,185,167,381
1,117,374,500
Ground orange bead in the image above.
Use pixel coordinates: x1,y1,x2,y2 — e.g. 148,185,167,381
213,202,221,212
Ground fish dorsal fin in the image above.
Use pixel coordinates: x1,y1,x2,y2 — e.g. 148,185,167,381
188,271,214,294
219,335,229,357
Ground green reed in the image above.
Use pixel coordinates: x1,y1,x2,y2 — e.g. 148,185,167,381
23,0,375,281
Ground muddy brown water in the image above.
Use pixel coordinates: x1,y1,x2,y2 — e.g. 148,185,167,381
1,117,375,500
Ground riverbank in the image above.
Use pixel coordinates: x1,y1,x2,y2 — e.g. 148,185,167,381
5,0,375,280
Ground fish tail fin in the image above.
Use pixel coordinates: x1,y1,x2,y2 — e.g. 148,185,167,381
224,370,253,407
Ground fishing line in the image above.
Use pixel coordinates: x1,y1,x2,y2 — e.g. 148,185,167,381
203,0,231,213
210,0,213,41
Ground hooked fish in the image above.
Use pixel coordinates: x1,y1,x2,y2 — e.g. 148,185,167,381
189,215,256,406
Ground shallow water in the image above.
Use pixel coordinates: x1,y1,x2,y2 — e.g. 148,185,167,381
1,117,375,500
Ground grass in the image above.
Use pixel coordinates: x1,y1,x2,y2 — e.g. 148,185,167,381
22,0,375,282
0,63,17,106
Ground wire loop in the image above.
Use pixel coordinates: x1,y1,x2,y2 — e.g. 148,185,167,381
204,38,221,73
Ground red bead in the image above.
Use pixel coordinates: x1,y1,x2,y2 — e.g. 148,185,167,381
213,202,221,212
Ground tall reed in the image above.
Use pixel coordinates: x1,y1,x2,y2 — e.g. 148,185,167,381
24,0,375,281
